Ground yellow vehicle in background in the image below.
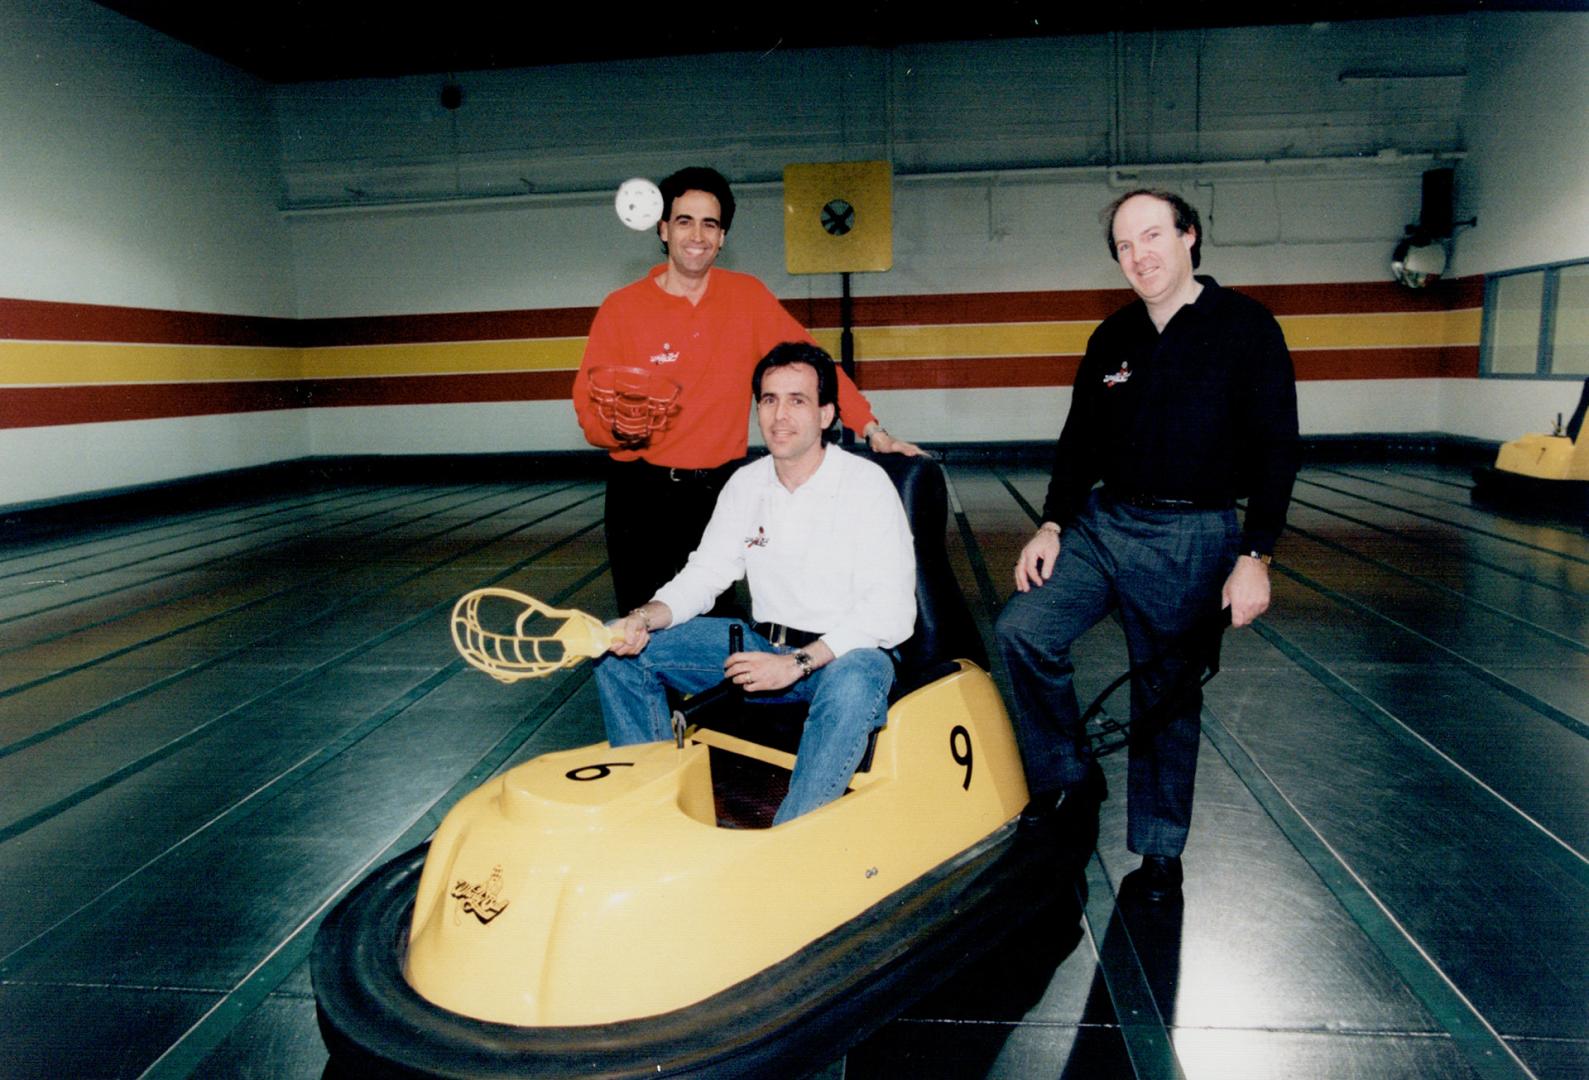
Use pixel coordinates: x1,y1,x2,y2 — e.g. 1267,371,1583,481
1472,378,1589,519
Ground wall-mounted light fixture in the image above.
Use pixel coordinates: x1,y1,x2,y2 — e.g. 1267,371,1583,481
1391,167,1475,290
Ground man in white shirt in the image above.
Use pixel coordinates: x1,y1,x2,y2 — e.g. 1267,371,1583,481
595,343,917,824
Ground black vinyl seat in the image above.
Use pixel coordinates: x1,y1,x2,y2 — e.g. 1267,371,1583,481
1566,377,1588,444
870,450,988,692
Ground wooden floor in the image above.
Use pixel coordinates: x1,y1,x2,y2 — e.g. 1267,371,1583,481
0,459,1584,1079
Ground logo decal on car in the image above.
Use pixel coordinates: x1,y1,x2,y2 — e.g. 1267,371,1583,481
451,864,510,924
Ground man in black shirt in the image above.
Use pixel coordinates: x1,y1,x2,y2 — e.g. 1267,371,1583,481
995,189,1299,901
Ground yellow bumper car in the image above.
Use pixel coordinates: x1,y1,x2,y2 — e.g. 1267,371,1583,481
311,455,1081,1078
1472,377,1589,518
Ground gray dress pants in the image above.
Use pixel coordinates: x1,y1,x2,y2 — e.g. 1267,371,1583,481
995,490,1238,856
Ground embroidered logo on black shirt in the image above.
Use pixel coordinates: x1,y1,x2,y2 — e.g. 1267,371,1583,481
1103,362,1131,388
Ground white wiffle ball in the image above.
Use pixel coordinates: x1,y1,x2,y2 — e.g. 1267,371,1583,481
614,178,663,231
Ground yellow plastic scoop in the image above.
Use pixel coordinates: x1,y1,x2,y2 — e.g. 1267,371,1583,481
451,588,621,683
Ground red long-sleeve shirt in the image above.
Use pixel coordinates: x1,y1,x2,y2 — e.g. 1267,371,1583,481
572,266,878,470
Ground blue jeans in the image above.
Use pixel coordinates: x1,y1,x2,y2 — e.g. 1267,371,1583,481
995,491,1238,856
595,618,895,825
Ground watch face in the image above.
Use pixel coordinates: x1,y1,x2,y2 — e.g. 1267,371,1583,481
614,177,663,231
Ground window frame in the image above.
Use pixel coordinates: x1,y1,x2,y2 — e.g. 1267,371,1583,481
1480,256,1589,379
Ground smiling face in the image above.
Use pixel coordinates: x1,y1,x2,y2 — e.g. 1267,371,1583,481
756,362,834,469
1110,193,1198,309
657,189,726,278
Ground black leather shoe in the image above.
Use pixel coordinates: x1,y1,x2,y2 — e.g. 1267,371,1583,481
1120,855,1182,903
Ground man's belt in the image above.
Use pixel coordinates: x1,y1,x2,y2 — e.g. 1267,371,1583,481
752,622,824,648
1107,491,1235,512
615,459,736,483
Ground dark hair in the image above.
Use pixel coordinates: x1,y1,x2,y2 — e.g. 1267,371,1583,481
1102,188,1202,269
752,342,841,441
659,166,736,232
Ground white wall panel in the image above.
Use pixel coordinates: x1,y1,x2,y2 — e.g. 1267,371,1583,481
0,410,308,508
889,39,1112,170
0,0,298,511
885,382,1446,446
276,48,888,208
1297,379,1443,437
1439,378,1582,445
272,19,1470,212
286,165,1431,319
1194,21,1465,162
305,400,585,457
1454,13,1589,276
0,0,291,314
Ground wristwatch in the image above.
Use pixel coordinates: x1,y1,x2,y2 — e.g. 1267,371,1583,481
792,650,814,678
1243,550,1273,566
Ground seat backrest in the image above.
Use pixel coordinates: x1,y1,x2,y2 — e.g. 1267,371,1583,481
853,450,989,675
1567,377,1589,444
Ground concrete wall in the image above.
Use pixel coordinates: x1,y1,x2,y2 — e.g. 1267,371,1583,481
0,0,298,507
1447,11,1589,440
280,17,1470,457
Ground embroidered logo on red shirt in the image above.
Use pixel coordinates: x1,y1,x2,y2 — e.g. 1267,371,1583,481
649,340,679,365
745,526,768,548
1103,362,1131,388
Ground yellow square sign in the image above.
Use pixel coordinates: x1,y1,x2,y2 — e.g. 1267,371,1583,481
783,161,893,275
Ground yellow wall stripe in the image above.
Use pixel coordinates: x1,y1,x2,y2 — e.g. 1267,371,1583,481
1275,309,1482,350
1,310,1481,387
299,339,585,378
812,322,1098,360
0,339,585,386
0,342,303,386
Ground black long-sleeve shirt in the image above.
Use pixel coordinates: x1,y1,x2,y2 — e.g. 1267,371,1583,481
1040,277,1300,554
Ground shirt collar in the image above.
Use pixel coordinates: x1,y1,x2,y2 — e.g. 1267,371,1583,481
1189,274,1221,312
1132,274,1222,332
647,263,715,306
760,443,843,494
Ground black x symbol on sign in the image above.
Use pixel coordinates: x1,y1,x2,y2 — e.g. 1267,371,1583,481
821,199,855,236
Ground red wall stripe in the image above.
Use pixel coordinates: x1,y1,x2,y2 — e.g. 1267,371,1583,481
298,370,574,407
1292,345,1479,381
0,298,299,347
2,279,1482,348
1,382,302,428
295,309,598,348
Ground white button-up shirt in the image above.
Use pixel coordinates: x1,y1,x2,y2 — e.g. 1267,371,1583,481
653,448,916,659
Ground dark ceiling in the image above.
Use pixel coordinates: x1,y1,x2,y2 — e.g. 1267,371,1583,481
91,1,1573,83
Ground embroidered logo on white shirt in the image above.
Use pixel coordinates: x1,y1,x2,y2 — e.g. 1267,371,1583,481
1103,362,1131,388
744,526,769,548
650,341,680,365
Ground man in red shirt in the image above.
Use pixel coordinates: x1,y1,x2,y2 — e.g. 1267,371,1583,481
573,166,920,613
